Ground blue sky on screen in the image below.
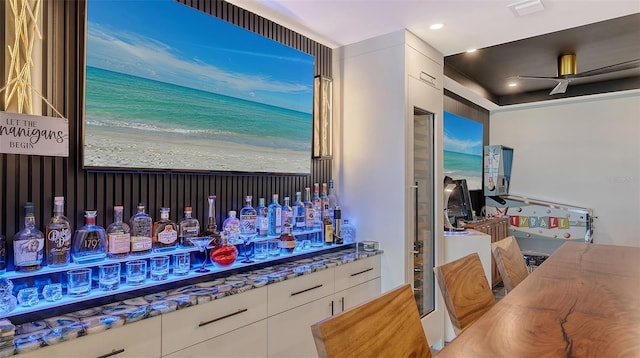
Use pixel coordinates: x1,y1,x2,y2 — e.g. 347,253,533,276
443,112,483,156
86,0,314,113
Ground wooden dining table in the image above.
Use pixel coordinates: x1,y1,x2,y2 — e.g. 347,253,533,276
436,241,640,357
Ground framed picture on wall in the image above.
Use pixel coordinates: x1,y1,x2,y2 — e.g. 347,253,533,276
443,112,483,190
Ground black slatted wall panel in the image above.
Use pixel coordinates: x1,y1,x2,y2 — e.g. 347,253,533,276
0,0,332,267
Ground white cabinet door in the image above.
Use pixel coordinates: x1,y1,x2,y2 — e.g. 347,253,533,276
334,255,381,293
334,277,382,314
267,268,334,316
267,295,333,358
163,320,267,358
18,316,161,358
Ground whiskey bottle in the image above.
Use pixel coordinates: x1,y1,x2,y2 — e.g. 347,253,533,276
199,195,222,247
278,224,296,253
292,191,305,233
45,196,72,267
153,207,178,252
256,197,268,237
239,196,257,236
72,210,107,264
13,202,45,272
267,194,282,236
304,187,314,230
129,203,153,255
178,207,200,247
281,196,293,229
322,206,334,245
106,206,130,259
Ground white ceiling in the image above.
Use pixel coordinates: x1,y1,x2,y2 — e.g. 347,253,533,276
227,0,639,56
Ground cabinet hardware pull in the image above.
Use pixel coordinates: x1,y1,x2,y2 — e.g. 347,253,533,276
350,268,373,277
198,308,248,327
291,284,323,296
331,300,334,316
96,349,125,358
341,297,345,312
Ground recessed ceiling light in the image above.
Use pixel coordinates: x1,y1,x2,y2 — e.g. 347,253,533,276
466,49,477,53
508,82,518,87
430,23,443,30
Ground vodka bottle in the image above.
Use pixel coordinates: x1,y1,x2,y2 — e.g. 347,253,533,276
268,194,282,236
292,192,305,233
129,203,153,255
178,207,200,247
199,195,222,247
152,207,178,252
239,196,257,236
327,179,340,224
320,183,330,220
223,211,241,245
256,198,268,237
72,210,107,263
106,206,130,259
45,196,72,267
312,183,322,229
281,196,293,230
304,188,314,230
13,203,45,272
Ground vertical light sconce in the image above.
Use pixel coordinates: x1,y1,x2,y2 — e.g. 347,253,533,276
313,75,333,158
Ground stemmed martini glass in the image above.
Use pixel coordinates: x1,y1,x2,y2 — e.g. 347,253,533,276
188,236,214,273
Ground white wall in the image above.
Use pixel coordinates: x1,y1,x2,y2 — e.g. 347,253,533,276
490,91,640,247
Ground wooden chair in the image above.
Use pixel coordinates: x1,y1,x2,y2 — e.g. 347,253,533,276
433,252,495,334
491,235,529,292
310,284,431,358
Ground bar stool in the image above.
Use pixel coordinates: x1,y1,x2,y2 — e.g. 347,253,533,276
310,284,432,358
433,252,495,334
491,235,529,293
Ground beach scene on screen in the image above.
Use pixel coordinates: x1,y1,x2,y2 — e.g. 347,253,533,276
444,112,483,190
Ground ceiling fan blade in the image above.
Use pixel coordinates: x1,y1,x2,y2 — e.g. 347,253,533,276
549,79,570,95
575,58,640,78
517,75,560,81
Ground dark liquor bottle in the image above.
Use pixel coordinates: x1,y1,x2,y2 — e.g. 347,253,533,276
13,202,45,272
278,224,296,253
45,196,72,267
323,205,334,245
152,207,178,252
72,210,107,264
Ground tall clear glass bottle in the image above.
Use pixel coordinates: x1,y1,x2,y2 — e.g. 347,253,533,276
239,196,257,236
304,188,314,230
199,195,222,247
281,196,293,230
129,203,153,255
256,198,268,237
292,192,305,233
0,232,6,274
45,196,72,267
153,208,178,252
178,207,200,247
223,211,241,245
268,194,282,236
106,206,130,259
312,183,322,229
72,210,108,264
320,183,330,220
13,202,45,272
327,179,340,224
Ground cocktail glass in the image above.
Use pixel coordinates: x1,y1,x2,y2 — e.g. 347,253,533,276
239,233,256,263
188,237,214,273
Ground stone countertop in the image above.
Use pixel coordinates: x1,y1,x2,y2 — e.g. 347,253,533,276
7,247,382,356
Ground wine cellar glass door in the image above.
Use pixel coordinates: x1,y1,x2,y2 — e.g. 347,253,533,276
413,107,435,317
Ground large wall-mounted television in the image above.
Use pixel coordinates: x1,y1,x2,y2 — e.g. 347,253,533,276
443,112,483,190
83,0,315,174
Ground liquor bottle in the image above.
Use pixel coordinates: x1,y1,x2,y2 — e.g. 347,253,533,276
278,224,296,253
312,183,322,229
106,206,130,259
333,206,343,245
178,207,200,247
256,198,268,237
292,191,305,233
72,210,107,264
327,179,340,224
0,232,6,274
268,194,282,236
322,206,334,245
199,195,222,248
13,202,45,272
342,219,356,244
303,188,314,230
129,203,153,255
281,196,293,230
239,196,257,236
320,183,330,220
45,196,72,267
222,211,241,245
153,207,178,252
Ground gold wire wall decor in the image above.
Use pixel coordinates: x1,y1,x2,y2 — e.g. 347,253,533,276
313,75,333,158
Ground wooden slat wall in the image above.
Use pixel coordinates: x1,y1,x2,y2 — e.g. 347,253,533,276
0,0,332,269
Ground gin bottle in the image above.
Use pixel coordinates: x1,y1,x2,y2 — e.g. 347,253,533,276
312,183,322,229
292,192,305,233
268,194,282,236
199,195,222,247
72,210,107,264
129,203,153,255
239,196,257,236
223,211,241,245
153,207,178,252
13,203,45,272
106,206,130,259
281,196,293,230
304,188,314,230
45,196,72,267
256,198,268,237
320,183,330,220
178,207,200,247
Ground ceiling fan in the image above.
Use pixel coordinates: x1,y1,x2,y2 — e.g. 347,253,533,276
518,54,640,95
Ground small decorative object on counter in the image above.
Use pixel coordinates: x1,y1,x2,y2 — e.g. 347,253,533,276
153,207,178,252
72,210,107,264
13,202,45,272
106,206,130,259
45,196,72,267
210,234,238,267
278,224,296,253
129,203,153,255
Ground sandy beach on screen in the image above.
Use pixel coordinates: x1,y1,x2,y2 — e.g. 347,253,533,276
83,125,311,173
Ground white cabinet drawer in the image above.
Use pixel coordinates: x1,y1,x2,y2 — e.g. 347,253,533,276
18,316,161,358
161,286,267,356
406,45,442,90
334,255,381,292
267,268,334,316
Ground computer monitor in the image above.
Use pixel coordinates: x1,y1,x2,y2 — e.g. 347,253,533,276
446,179,474,225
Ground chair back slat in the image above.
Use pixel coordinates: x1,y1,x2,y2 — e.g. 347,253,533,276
491,236,530,292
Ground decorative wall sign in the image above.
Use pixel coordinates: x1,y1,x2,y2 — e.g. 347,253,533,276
0,111,69,157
